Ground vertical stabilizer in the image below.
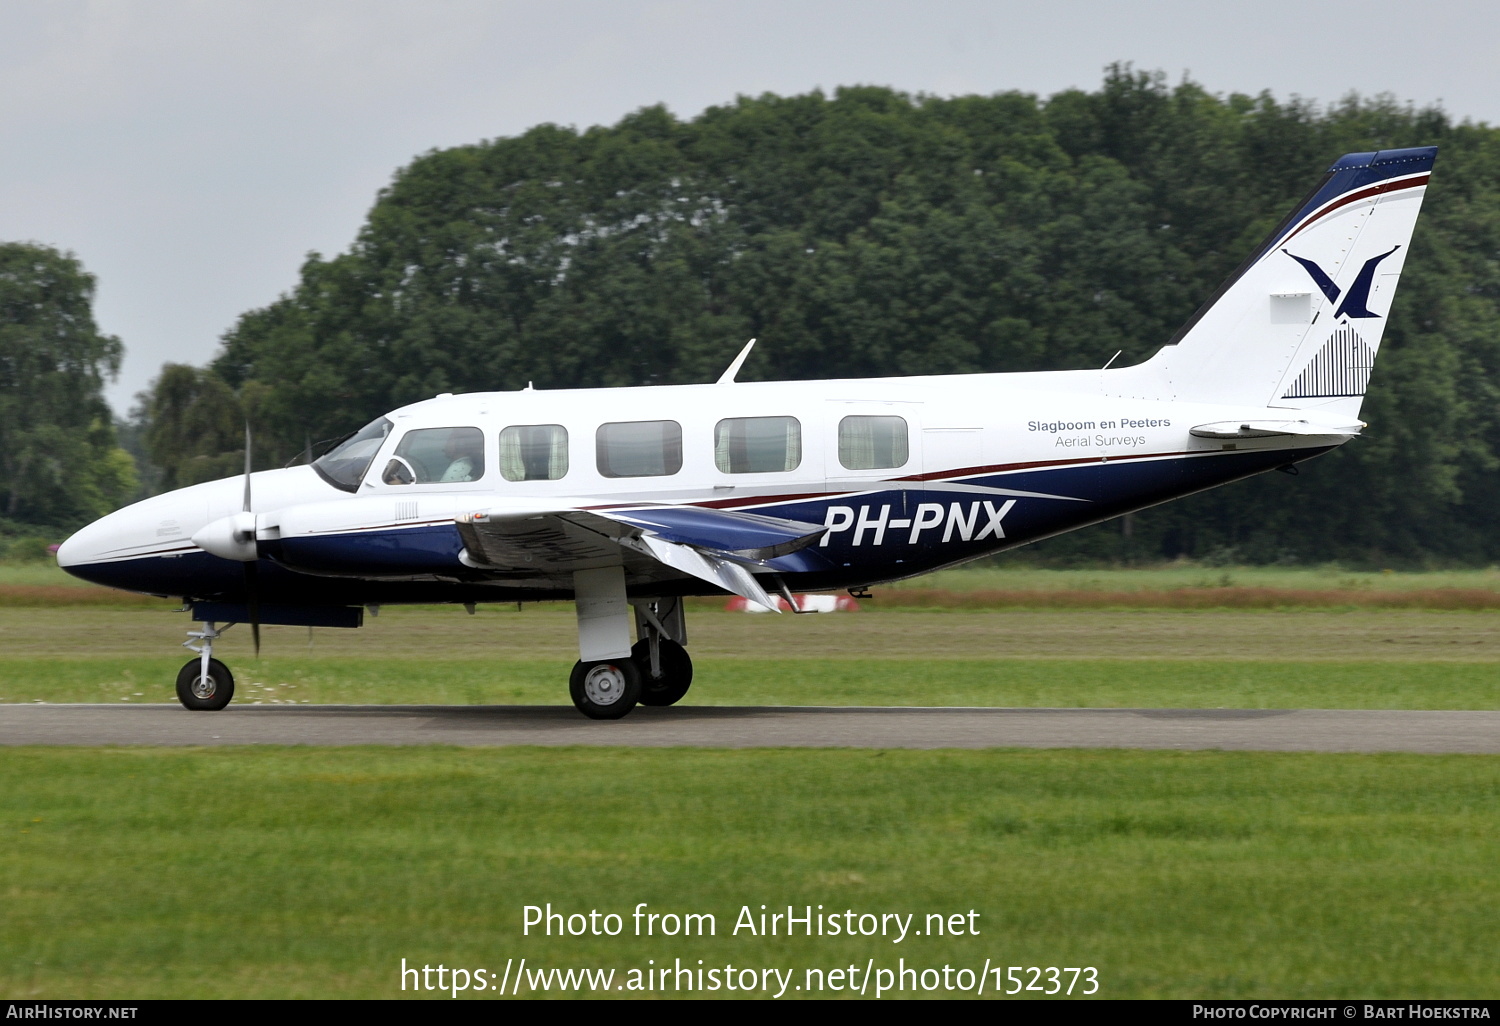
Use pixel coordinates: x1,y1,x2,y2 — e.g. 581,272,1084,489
1112,147,1435,416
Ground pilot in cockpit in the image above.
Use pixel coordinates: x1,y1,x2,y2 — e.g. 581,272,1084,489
439,430,482,482
382,425,484,485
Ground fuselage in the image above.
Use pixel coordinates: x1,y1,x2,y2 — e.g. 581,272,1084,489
58,365,1345,606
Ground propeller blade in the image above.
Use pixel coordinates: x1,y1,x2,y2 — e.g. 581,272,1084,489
244,560,261,657
243,421,253,513
242,420,260,655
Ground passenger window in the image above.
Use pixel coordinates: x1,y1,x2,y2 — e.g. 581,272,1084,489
499,424,569,481
838,416,908,470
715,416,801,474
382,426,485,485
596,420,682,478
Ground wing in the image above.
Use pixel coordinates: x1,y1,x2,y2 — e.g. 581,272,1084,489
454,504,828,607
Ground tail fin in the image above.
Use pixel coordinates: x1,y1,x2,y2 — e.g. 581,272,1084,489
1114,147,1436,416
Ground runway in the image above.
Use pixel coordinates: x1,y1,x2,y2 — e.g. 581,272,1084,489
1,704,1497,753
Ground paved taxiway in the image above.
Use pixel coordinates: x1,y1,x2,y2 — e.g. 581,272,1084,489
1,704,1496,753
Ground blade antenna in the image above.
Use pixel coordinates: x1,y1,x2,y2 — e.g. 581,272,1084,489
716,338,757,384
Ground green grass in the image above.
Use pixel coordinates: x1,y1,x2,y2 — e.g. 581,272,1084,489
12,559,1500,592
5,605,1500,709
13,560,1500,610
0,562,88,587
893,563,1500,593
6,656,1498,710
1,746,1495,998
5,589,1496,1000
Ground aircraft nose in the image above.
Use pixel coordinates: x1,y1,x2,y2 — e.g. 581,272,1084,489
55,516,117,574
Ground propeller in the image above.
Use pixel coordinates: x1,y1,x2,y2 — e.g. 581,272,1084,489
187,421,266,655
242,422,261,657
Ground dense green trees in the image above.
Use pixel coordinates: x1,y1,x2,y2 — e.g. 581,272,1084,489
0,243,136,535
143,69,1500,563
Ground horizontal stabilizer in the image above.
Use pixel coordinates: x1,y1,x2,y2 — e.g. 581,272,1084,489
1189,419,1363,440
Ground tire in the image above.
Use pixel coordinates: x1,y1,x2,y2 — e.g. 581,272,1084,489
176,658,235,711
632,638,693,707
568,658,641,720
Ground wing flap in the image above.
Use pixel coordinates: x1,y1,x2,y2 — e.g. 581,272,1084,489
619,533,778,608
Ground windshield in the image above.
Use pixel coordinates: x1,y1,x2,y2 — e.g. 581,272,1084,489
312,417,393,492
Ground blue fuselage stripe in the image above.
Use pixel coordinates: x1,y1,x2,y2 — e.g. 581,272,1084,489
67,447,1317,603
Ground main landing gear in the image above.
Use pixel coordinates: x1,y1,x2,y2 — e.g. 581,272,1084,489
176,621,236,711
567,599,693,719
568,568,693,720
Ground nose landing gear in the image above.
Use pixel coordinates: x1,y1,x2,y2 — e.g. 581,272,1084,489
177,621,236,711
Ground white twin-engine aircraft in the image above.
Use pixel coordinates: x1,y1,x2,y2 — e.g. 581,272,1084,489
59,147,1436,718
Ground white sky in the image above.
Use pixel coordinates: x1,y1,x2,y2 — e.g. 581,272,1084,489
2,0,1495,413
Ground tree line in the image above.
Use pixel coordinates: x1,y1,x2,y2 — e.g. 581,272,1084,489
0,242,135,545
13,67,1500,563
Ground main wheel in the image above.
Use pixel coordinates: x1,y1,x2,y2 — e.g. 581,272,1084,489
176,658,235,711
569,658,641,719
632,638,693,707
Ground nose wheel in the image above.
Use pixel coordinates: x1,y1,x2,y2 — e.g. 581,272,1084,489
177,620,236,711
176,657,235,711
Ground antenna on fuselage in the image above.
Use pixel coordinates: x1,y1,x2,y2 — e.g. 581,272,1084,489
716,338,757,384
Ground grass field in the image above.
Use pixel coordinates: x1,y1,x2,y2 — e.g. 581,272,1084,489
2,746,1495,999
890,563,1500,593
3,605,1497,709
4,562,1497,999
12,560,1500,609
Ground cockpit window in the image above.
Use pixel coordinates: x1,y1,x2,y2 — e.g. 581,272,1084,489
312,417,393,492
382,426,485,485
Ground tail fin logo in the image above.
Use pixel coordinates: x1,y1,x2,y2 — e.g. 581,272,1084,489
1282,245,1400,319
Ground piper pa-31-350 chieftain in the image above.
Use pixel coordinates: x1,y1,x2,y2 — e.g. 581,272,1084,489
59,147,1437,718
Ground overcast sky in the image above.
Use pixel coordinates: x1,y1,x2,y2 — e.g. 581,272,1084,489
3,0,1496,413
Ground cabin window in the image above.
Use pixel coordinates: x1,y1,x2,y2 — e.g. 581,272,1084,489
714,416,801,474
312,417,393,492
382,426,485,485
499,424,569,481
838,415,909,470
596,420,683,478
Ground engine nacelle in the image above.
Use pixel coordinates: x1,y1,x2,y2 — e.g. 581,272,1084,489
191,512,259,561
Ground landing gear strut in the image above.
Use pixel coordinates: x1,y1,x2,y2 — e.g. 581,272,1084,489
177,621,236,711
633,596,692,707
